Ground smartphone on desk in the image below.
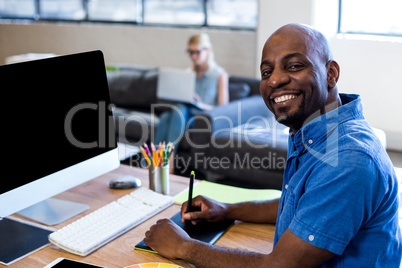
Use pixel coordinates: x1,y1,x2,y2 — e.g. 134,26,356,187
44,258,106,268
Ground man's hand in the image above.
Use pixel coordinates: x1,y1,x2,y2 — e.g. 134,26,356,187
144,218,192,259
143,198,334,267
181,195,229,225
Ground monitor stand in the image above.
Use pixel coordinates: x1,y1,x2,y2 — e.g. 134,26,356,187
16,198,89,226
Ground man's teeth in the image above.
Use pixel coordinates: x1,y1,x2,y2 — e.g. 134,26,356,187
274,95,297,103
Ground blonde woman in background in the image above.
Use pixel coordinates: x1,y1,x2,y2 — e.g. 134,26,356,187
154,33,229,172
187,33,229,109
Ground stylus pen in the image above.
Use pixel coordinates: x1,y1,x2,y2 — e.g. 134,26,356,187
187,171,195,213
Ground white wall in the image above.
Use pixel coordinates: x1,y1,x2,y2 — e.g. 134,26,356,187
331,35,402,150
0,23,257,77
1,0,401,150
257,0,402,151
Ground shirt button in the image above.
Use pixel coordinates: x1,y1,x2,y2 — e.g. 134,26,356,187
308,139,313,144
308,235,315,241
285,184,288,190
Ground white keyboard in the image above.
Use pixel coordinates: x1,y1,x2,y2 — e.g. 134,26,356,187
49,187,174,256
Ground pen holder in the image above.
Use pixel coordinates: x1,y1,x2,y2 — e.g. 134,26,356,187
148,165,170,195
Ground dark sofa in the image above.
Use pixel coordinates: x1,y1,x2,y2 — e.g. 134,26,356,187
107,64,288,189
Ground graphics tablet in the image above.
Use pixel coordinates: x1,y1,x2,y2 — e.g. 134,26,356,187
135,211,234,253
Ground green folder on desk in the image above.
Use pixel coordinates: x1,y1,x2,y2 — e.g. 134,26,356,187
174,180,282,204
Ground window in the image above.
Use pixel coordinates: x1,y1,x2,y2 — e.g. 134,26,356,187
143,0,205,26
40,0,85,20
207,0,257,28
88,0,141,22
339,0,402,36
0,0,35,19
0,0,257,30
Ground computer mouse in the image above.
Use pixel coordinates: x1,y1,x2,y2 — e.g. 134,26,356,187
109,176,142,189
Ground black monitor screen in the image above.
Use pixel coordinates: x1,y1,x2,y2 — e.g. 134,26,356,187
1,51,116,194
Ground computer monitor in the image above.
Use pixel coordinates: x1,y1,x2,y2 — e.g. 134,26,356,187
0,50,120,225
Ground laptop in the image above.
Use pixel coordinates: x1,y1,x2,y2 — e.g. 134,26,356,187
156,67,201,109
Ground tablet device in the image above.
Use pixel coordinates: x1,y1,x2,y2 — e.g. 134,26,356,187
0,217,53,265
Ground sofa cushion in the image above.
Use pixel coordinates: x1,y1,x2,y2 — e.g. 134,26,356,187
113,107,160,145
229,82,251,102
229,75,261,96
107,68,158,109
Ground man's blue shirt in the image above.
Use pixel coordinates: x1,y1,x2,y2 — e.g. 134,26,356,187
274,93,402,267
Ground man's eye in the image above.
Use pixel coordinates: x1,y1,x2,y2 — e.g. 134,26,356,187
288,64,304,71
261,70,272,78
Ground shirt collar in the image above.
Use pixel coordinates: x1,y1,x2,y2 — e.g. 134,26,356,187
289,93,363,155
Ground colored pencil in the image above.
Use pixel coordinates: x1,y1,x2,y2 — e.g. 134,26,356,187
140,146,151,166
142,141,174,167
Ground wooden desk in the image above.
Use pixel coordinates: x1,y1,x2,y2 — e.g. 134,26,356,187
6,165,275,268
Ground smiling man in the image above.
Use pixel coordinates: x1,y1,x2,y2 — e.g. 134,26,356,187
259,23,341,133
143,23,402,267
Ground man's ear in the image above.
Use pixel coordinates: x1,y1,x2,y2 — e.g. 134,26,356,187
326,60,340,89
